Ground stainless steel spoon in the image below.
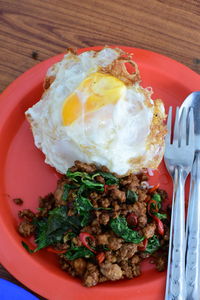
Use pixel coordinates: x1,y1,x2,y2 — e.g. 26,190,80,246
180,91,200,300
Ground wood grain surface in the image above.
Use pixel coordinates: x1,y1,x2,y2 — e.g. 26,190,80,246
1,0,200,94
0,0,200,299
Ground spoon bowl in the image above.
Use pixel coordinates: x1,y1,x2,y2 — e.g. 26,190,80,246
180,91,200,300
180,91,200,149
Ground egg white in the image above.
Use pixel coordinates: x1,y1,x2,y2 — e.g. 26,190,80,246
26,47,165,175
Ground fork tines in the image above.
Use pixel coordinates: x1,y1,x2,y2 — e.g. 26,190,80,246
164,106,195,300
166,106,194,148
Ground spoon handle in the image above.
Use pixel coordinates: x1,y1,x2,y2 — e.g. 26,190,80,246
165,166,186,300
186,150,200,299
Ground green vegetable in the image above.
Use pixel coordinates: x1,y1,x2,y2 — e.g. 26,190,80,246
34,218,49,250
126,190,138,204
81,179,104,191
74,192,93,227
54,214,81,234
66,170,104,191
80,212,92,227
74,195,93,214
65,245,95,260
48,205,66,218
66,171,91,182
47,206,81,234
110,216,144,244
77,184,86,196
67,169,103,227
97,171,119,185
31,206,82,252
63,232,76,243
152,193,162,209
62,184,77,201
94,207,112,211
152,193,161,202
21,241,34,253
153,212,167,220
145,235,160,254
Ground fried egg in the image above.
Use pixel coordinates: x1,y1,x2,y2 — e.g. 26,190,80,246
26,47,166,175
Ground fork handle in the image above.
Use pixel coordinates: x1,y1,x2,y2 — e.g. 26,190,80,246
165,166,186,300
186,150,200,300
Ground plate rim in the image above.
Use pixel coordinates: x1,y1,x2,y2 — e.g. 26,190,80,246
1,45,200,100
0,45,199,300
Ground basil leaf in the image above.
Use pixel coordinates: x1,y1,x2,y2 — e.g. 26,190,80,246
62,215,82,232
33,206,82,251
77,184,86,196
152,193,161,202
80,212,92,227
67,170,104,191
65,246,95,260
75,195,93,214
81,178,104,191
145,235,160,254
110,216,144,244
94,207,112,211
62,184,77,201
47,206,67,234
66,170,91,182
48,206,67,217
74,192,93,227
97,171,119,185
63,232,76,243
126,190,138,204
21,241,34,253
153,212,167,220
152,193,162,209
34,218,50,250
47,207,81,236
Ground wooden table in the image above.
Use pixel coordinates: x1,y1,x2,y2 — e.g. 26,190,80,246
0,0,200,298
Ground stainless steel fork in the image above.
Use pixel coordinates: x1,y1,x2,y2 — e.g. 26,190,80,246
164,106,195,300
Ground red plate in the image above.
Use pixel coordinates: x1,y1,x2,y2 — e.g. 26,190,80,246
0,46,199,300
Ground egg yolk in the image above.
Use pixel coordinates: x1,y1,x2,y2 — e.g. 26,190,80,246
62,72,126,126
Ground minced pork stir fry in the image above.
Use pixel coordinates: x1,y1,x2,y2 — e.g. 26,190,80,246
18,161,170,287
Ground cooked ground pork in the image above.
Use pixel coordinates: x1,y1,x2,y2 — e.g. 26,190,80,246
18,161,170,287
155,256,167,272
100,263,123,281
142,223,156,239
110,189,126,203
120,260,141,278
18,221,35,237
72,258,87,276
117,243,138,261
13,198,23,205
83,263,100,287
108,237,123,251
18,209,35,221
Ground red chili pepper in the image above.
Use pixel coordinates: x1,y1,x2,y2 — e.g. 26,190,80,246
144,195,151,203
147,200,159,216
46,247,67,254
79,232,97,253
138,238,148,251
132,227,140,231
104,184,116,193
96,252,105,264
126,213,138,226
153,215,164,236
149,183,160,193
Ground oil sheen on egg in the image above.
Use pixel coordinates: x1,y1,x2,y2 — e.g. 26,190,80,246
26,47,166,175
